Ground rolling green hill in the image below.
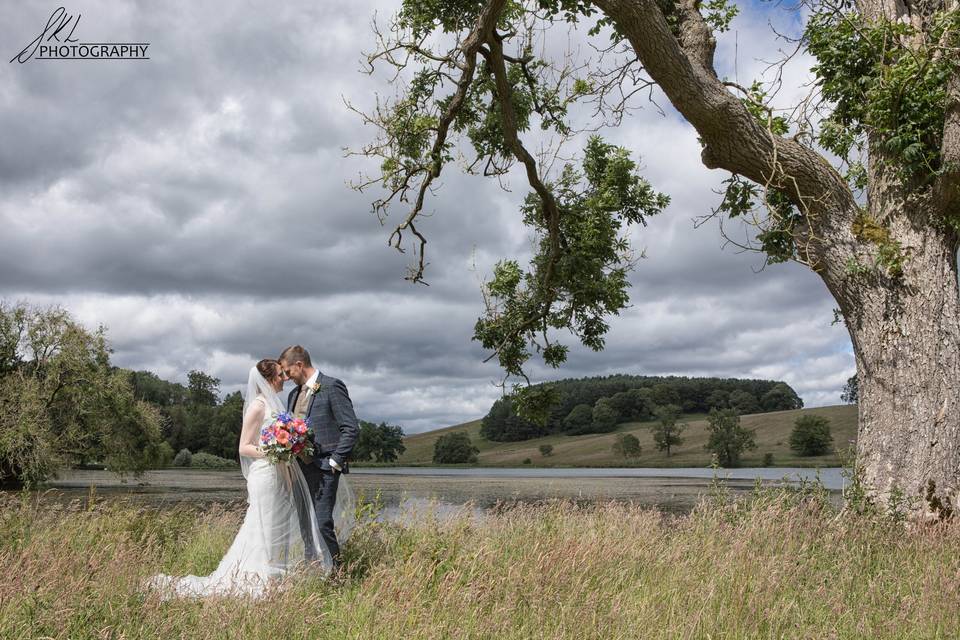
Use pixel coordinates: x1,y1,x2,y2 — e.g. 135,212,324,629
398,404,858,467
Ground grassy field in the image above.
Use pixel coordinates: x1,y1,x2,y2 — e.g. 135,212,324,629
3,485,958,639
398,404,858,467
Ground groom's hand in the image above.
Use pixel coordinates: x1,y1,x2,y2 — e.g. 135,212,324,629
327,455,342,473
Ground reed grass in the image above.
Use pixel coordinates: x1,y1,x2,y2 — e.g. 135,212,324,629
2,486,958,639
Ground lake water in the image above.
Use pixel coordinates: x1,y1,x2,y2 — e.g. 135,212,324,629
28,466,844,518
356,466,844,487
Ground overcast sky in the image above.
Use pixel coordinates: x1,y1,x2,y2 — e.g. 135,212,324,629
0,0,854,433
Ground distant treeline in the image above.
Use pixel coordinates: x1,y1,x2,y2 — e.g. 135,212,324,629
129,370,404,464
128,370,243,463
481,375,802,442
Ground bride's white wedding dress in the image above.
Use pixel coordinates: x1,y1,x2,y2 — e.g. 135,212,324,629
148,368,353,599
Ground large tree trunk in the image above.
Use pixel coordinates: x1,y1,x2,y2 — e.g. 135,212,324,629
841,181,960,516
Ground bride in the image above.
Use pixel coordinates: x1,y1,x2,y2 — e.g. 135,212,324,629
149,359,353,598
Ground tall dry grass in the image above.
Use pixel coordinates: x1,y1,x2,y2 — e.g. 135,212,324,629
2,486,958,639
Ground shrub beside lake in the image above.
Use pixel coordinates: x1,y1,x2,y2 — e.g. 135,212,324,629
168,449,237,470
2,489,958,639
190,452,239,470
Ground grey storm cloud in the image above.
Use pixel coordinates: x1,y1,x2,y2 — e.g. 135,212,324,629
0,0,854,432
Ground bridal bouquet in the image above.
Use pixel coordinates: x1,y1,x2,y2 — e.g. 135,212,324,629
259,412,314,464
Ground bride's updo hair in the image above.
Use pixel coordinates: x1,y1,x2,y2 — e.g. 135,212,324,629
257,358,280,379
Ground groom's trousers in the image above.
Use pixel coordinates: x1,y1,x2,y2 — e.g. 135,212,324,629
297,460,342,568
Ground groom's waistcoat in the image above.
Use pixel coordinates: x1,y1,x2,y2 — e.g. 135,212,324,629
287,371,359,471
293,386,312,417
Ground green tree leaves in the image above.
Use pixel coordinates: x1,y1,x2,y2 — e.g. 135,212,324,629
704,408,756,468
432,431,479,463
841,375,858,404
651,404,685,456
187,370,220,407
353,421,407,462
473,136,668,381
790,415,833,456
591,397,619,433
563,403,594,434
0,302,164,486
359,5,668,387
612,432,642,458
806,5,960,185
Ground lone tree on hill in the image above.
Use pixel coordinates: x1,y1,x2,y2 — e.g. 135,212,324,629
652,404,686,457
612,432,642,458
359,0,960,516
790,415,834,456
353,421,407,463
433,431,479,464
705,409,757,468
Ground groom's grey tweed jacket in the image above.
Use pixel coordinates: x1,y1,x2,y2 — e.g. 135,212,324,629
287,371,359,472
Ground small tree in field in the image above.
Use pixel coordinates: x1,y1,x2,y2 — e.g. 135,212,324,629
705,409,756,468
612,433,642,459
652,404,685,457
790,416,834,456
433,431,479,464
353,421,407,462
539,444,553,457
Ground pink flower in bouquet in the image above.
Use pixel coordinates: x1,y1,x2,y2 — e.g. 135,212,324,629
259,412,314,463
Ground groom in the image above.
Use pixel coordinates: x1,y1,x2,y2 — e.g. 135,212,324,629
279,345,358,569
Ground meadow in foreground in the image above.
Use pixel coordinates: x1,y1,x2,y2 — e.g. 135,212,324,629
3,485,958,639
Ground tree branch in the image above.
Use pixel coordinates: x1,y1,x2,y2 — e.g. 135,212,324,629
591,0,850,209
474,32,568,364
590,0,863,295
382,0,510,283
482,34,562,261
674,0,718,73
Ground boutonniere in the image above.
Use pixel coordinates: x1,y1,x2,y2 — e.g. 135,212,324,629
308,382,322,394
